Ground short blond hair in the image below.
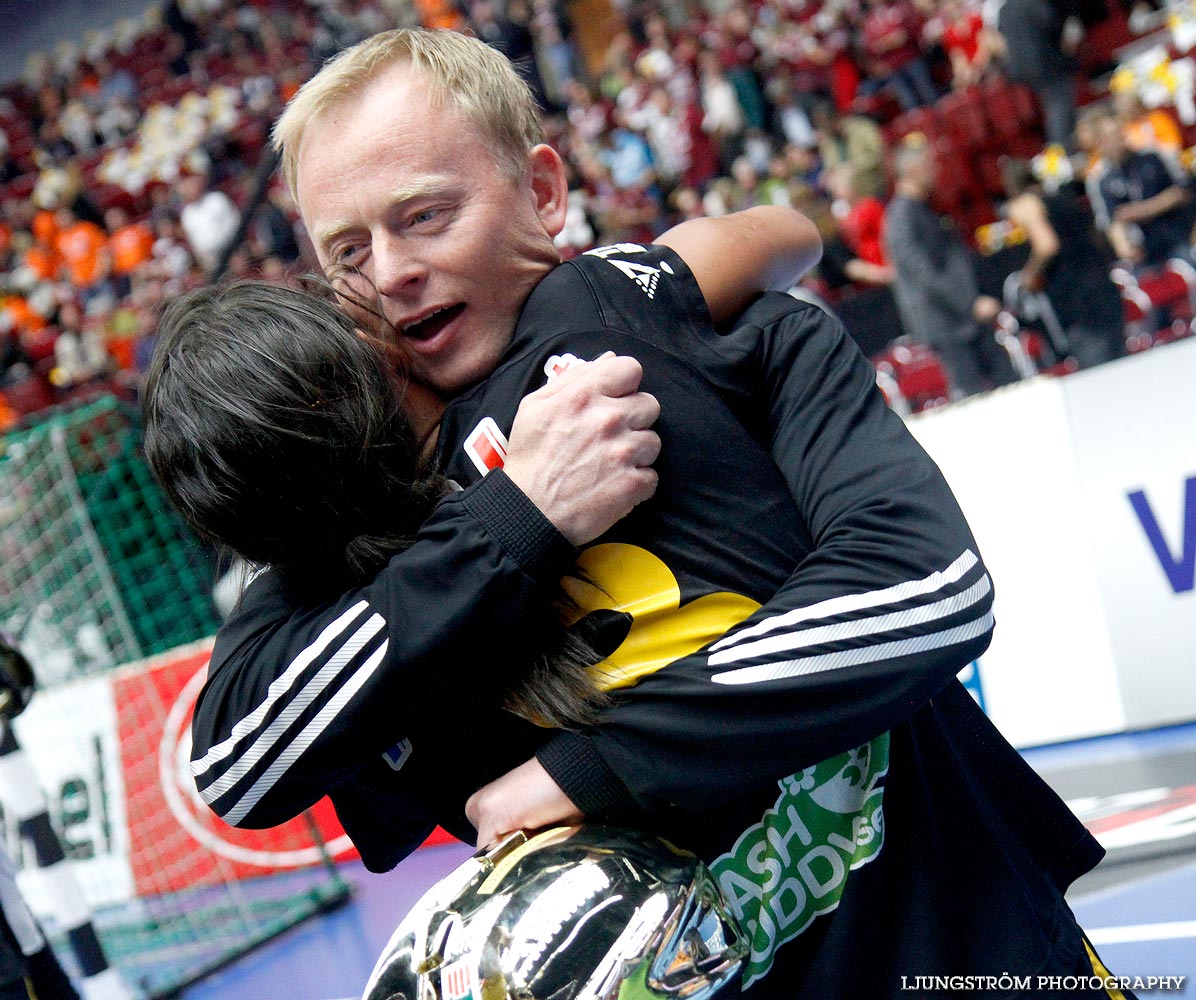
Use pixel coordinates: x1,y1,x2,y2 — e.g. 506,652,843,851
273,29,544,196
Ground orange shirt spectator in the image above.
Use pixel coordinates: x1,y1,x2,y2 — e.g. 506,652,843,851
1,296,49,337
414,0,465,31
110,221,155,275
56,219,109,287
21,243,61,282
1125,107,1183,158
31,209,59,247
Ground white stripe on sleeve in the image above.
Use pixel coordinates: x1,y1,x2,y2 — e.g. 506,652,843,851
709,550,979,653
711,611,995,685
222,639,390,825
200,613,386,807
192,600,371,778
709,574,991,667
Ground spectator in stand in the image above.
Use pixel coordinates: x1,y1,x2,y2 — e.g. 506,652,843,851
728,154,763,210
1001,157,1126,370
250,185,302,267
36,120,77,165
54,205,111,307
564,80,612,149
993,0,1079,149
926,0,992,89
58,100,98,157
856,0,939,111
106,206,155,299
0,127,20,185
91,53,137,109
470,0,548,108
19,236,60,288
712,5,769,131
595,114,657,193
413,0,466,32
149,217,195,291
529,0,579,106
636,13,695,109
825,162,895,287
177,172,240,274
757,151,795,206
697,47,746,169
1089,111,1195,269
814,101,888,199
638,87,690,189
95,93,137,148
1112,86,1184,162
674,84,720,192
767,75,816,150
576,158,659,244
884,137,1016,398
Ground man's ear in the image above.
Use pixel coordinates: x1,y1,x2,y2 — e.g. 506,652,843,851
528,143,569,239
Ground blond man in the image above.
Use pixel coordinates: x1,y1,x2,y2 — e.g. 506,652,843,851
189,29,1123,1000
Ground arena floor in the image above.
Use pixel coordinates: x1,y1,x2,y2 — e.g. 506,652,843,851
180,722,1196,1000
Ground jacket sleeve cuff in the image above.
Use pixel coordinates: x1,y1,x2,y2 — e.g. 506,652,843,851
460,468,577,582
536,731,637,817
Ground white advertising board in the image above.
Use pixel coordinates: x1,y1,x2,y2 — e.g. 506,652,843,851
908,378,1125,747
7,675,134,915
1061,338,1196,730
908,339,1196,746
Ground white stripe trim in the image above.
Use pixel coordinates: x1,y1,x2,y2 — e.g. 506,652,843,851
192,601,370,778
710,550,979,653
710,574,991,666
223,639,390,825
712,611,994,685
201,614,386,807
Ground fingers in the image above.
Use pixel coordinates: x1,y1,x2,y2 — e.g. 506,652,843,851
627,427,662,469
504,351,661,545
624,388,661,432
566,353,645,399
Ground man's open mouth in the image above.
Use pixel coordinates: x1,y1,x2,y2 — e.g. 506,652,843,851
402,303,466,341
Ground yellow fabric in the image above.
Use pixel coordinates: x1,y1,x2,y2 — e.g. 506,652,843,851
562,544,760,691
1085,938,1127,1000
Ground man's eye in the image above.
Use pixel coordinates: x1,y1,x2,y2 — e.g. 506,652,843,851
335,244,363,263
412,208,441,226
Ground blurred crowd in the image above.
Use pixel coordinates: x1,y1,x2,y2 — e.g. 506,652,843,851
1,0,1195,428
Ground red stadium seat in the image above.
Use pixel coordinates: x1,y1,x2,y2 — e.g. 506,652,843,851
873,339,952,412
1112,262,1194,351
6,174,35,200
979,77,1043,157
937,86,989,152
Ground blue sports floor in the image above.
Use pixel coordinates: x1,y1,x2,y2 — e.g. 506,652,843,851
182,723,1196,1000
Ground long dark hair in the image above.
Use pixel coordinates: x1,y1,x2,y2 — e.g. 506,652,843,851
143,279,607,727
143,280,446,590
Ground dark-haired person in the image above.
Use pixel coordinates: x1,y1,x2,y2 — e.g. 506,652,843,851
1001,158,1126,370
168,27,1126,999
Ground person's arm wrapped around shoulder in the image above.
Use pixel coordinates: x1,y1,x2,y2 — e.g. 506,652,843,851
538,295,994,815
191,469,576,829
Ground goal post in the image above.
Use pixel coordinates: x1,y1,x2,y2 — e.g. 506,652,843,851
0,396,353,999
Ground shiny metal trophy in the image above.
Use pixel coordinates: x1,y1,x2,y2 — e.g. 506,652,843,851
361,825,746,1000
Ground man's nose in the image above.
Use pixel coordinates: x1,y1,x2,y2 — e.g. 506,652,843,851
371,235,427,298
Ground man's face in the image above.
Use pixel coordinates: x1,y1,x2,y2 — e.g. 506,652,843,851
1096,119,1126,165
296,62,565,395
